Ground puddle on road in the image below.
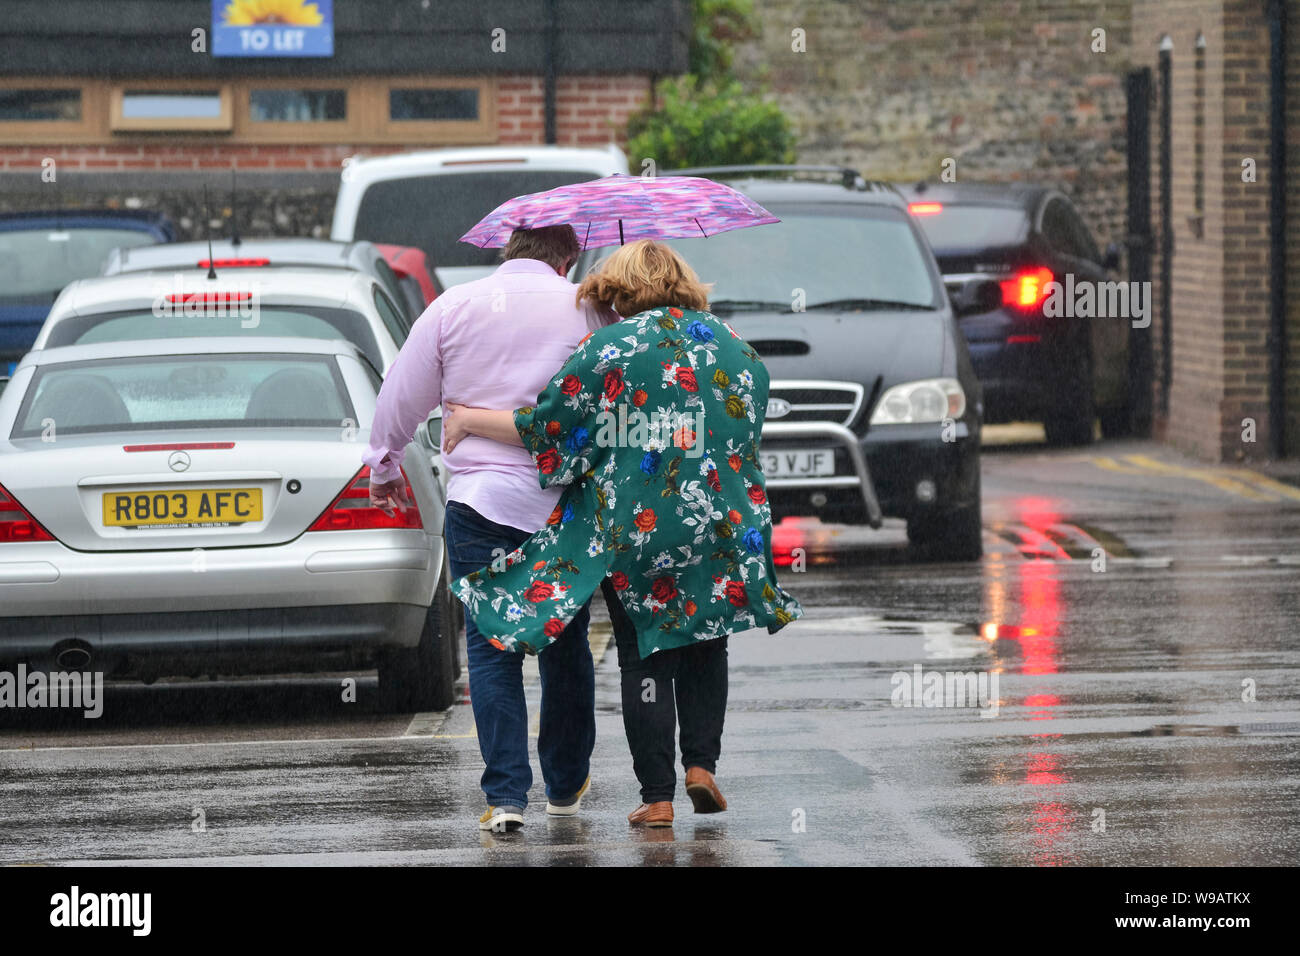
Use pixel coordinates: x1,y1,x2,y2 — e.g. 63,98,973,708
790,614,989,660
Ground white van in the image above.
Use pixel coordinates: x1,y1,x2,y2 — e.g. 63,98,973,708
331,144,628,289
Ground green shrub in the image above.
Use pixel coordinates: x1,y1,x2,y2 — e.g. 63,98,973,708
626,76,796,172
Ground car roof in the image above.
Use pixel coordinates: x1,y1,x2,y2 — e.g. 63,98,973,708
894,181,1055,211
52,267,378,317
339,144,628,186
106,238,376,274
0,208,174,235
17,335,365,370
670,171,909,210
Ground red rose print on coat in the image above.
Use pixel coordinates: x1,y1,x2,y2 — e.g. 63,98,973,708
706,468,722,491
561,374,582,396
668,307,684,318
634,508,657,532
537,449,562,474
544,618,565,637
631,388,648,407
546,420,562,437
728,454,743,472
604,369,625,401
725,580,748,606
747,485,767,505
610,571,630,591
675,367,698,391
525,580,554,602
650,576,678,602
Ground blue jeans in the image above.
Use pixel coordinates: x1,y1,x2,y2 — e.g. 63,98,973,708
444,499,595,808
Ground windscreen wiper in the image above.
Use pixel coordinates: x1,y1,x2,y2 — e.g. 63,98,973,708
708,299,792,313
804,298,935,311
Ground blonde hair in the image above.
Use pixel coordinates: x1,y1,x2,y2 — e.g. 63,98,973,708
576,240,711,317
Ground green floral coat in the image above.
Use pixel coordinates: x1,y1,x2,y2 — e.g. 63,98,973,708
452,306,803,658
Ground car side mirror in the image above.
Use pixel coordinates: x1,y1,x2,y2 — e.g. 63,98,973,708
1102,242,1122,271
415,409,442,452
952,279,1002,317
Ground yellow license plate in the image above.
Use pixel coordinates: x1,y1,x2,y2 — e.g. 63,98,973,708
102,488,263,528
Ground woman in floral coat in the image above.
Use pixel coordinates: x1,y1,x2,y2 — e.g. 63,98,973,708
447,239,802,827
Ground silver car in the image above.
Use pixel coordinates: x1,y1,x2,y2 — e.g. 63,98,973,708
0,336,457,711
100,237,417,324
32,267,409,375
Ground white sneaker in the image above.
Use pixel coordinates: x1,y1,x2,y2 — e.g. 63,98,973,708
479,805,525,832
545,776,591,816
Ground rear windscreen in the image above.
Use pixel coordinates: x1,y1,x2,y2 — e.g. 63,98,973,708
0,228,159,305
11,353,353,437
353,169,601,268
43,307,383,371
910,205,1029,256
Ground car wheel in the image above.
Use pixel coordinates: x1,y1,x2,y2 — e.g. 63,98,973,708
377,594,454,713
907,487,983,562
1042,348,1095,446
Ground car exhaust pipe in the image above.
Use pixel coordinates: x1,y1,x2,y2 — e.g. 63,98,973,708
54,642,92,670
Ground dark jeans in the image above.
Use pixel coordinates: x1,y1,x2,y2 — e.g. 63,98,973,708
601,578,728,804
445,500,595,808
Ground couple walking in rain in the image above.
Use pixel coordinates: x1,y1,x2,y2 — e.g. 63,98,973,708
363,175,802,831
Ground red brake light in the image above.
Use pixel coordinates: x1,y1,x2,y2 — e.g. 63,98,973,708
197,258,270,268
1000,267,1054,310
308,466,423,531
124,442,236,452
0,483,55,542
164,292,255,305
908,202,943,216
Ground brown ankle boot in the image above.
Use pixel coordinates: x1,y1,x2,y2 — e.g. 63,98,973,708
684,767,727,813
627,801,674,827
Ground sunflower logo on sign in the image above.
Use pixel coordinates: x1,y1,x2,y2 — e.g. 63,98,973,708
220,0,324,25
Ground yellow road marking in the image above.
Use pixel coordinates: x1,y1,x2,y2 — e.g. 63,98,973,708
1089,456,1153,476
1122,454,1279,501
1223,468,1300,503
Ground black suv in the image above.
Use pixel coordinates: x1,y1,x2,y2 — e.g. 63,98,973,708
575,166,991,561
897,182,1131,445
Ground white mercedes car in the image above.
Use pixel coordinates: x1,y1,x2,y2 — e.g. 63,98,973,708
32,266,410,375
0,336,457,711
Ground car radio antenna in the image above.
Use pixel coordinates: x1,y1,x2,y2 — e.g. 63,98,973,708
230,168,241,249
203,184,217,280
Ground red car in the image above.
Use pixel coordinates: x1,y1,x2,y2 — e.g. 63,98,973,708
375,244,440,318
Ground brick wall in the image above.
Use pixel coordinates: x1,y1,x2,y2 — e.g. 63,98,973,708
733,0,1133,251
1132,0,1296,462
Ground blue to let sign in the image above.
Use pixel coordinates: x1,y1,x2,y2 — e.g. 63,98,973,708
212,0,334,58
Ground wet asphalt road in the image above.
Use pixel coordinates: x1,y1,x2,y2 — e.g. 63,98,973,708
2,429,1299,866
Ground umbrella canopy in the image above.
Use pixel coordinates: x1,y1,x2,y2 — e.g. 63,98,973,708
458,173,780,250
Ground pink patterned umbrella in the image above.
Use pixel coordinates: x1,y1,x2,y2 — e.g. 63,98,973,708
458,173,780,249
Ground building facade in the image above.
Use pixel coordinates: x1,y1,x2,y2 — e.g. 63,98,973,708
0,0,687,236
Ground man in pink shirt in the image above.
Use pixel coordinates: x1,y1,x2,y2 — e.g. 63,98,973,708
364,225,610,832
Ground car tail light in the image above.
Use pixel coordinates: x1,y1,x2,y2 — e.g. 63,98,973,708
164,292,255,306
197,258,270,268
309,466,423,531
0,483,55,542
1000,267,1054,310
908,202,943,216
